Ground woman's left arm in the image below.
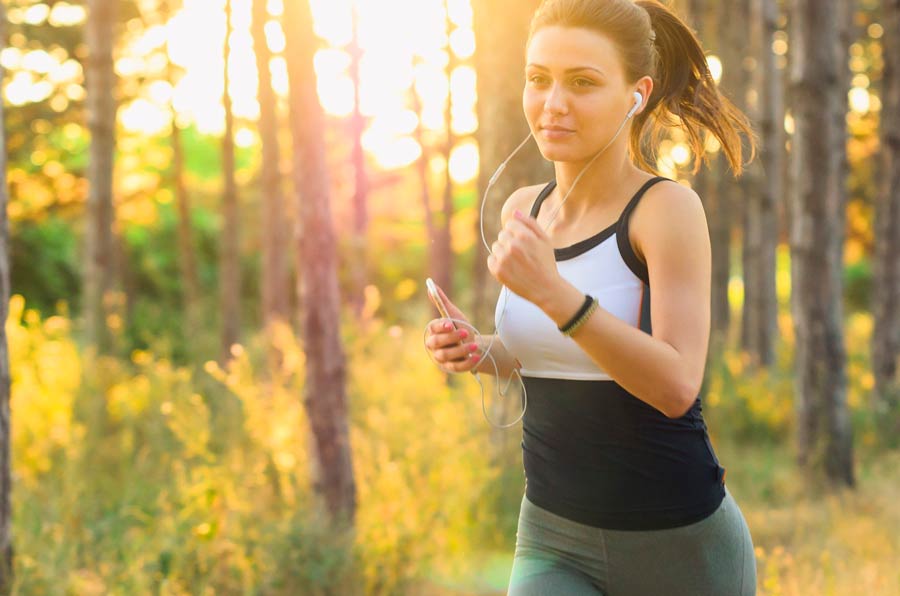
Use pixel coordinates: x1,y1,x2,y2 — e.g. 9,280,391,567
490,183,711,419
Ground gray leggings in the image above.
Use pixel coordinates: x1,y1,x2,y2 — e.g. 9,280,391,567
508,488,757,595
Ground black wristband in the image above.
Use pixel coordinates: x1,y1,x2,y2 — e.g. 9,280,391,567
558,294,595,334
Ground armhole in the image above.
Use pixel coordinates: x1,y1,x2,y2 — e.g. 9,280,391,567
615,176,671,286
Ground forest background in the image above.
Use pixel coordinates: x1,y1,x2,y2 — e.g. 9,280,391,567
0,0,899,594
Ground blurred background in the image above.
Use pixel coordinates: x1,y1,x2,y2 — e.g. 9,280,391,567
0,0,898,593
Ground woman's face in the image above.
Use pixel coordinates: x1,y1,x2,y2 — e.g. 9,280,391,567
524,26,636,162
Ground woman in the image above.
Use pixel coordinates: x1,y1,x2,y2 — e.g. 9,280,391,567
424,0,757,593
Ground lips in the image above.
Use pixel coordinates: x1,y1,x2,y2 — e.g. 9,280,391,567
540,125,575,140
541,125,574,132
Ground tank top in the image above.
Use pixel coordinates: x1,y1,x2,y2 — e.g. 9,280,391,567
495,176,727,530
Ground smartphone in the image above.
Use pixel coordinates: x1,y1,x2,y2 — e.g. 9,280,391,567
425,277,457,329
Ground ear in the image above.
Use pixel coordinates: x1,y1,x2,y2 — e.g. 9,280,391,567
632,76,654,116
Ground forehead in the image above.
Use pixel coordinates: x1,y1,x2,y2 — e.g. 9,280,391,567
526,26,623,79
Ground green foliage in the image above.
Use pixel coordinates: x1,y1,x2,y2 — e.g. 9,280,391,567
704,342,795,445
844,257,873,313
178,126,258,182
9,298,504,593
10,217,81,315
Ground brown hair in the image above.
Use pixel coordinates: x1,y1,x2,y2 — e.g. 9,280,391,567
527,0,756,175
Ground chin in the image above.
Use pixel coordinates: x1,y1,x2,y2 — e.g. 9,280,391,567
536,143,583,163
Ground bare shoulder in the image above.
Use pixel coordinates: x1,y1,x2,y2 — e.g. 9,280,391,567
629,179,708,264
500,183,547,228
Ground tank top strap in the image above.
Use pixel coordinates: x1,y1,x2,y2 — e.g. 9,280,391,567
615,176,672,286
529,180,557,218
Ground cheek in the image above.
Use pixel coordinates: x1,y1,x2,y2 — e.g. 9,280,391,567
522,90,543,119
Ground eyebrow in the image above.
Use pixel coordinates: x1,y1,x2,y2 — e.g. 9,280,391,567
525,64,606,77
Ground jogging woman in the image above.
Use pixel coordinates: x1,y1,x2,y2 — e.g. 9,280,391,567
425,1,757,593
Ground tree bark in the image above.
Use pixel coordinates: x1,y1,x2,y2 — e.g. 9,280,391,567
471,0,550,330
163,0,202,354
713,0,745,344
0,3,14,586
84,0,117,354
688,0,729,357
410,66,438,293
252,0,290,334
434,0,458,298
284,0,356,525
348,5,369,318
219,0,241,364
789,0,854,487
743,0,782,367
873,0,900,421
171,107,201,344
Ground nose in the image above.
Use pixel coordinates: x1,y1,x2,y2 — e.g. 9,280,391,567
543,82,568,115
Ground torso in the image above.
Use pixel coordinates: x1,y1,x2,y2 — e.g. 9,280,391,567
495,175,727,530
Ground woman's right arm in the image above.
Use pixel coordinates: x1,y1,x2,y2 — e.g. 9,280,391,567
425,186,534,376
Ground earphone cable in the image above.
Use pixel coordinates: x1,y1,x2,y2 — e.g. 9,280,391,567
427,97,639,429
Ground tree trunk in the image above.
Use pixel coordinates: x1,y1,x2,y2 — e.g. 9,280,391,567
163,0,202,355
284,0,356,525
743,0,781,367
471,0,550,330
252,0,290,334
434,0,458,298
873,0,900,423
171,107,201,344
713,0,745,344
348,5,369,318
0,3,14,586
738,0,758,354
410,69,438,291
84,0,117,354
220,0,241,364
789,0,854,487
688,0,728,356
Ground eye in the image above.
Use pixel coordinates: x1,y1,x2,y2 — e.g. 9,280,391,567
527,75,549,85
572,78,595,87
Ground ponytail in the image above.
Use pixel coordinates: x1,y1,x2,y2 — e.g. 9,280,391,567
634,0,756,175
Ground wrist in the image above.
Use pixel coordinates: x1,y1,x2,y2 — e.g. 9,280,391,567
533,274,565,310
559,294,599,336
537,279,585,326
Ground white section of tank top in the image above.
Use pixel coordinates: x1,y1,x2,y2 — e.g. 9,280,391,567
494,232,643,380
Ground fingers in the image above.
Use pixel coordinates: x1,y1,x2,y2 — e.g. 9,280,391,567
428,319,461,336
435,343,481,373
425,320,469,350
436,284,452,306
425,319,481,372
435,341,480,365
440,352,481,373
493,222,532,258
513,209,546,237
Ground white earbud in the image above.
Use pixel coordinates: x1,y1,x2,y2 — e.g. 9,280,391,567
627,91,643,119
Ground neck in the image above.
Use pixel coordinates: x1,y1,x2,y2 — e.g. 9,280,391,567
549,142,642,223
